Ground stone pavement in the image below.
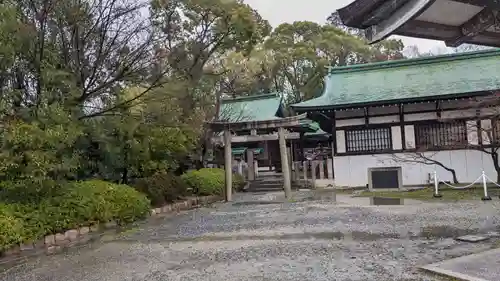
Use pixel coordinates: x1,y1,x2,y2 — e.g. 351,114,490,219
1,191,500,281
421,248,500,281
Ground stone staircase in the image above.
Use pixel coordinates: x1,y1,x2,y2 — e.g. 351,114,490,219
244,171,306,193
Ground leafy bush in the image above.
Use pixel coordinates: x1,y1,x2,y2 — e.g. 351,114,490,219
59,180,151,225
0,179,68,204
232,173,246,192
0,180,151,250
182,168,225,196
0,205,24,251
181,168,248,195
132,173,189,207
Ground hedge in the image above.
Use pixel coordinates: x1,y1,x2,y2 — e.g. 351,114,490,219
182,168,225,196
0,168,248,251
0,205,24,251
0,180,150,251
132,173,189,207
233,173,246,191
181,168,246,195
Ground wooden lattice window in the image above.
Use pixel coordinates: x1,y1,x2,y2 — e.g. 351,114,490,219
415,121,467,149
345,127,392,153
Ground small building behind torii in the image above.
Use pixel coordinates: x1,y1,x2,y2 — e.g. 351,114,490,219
207,93,332,201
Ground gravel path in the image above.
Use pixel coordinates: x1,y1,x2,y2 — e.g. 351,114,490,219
2,191,500,281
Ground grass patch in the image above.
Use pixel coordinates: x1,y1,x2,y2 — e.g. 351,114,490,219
334,189,362,194
358,186,500,201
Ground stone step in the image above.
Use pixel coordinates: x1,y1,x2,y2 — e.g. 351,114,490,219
244,181,305,193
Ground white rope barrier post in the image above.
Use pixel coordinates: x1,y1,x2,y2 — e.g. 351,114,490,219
481,171,492,201
433,171,442,198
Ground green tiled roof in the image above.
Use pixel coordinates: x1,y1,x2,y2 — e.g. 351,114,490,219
297,119,321,132
306,128,328,137
219,93,283,122
253,148,264,154
298,119,329,138
232,147,247,155
292,49,500,109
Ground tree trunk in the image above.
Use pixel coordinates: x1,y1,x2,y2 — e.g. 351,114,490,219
122,167,128,184
437,163,459,184
491,151,500,184
450,169,459,184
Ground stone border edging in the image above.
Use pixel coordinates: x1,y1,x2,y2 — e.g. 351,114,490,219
420,265,489,281
419,248,500,281
0,195,222,264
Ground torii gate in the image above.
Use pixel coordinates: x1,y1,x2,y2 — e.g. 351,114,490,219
206,113,308,201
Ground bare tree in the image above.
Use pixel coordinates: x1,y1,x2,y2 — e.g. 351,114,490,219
390,91,500,184
390,152,459,184
466,93,500,182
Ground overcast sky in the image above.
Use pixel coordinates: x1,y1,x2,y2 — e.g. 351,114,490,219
244,0,449,53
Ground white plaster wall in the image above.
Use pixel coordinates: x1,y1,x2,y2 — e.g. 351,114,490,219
391,126,402,150
467,120,479,145
404,125,416,149
336,131,346,153
371,115,399,124
404,112,436,122
334,150,497,187
331,102,500,187
335,103,500,129
336,118,364,127
481,119,492,145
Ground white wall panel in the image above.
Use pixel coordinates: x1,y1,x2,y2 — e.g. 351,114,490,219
336,130,346,153
334,150,498,187
391,126,402,150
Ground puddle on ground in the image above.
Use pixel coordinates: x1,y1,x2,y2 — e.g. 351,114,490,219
232,201,283,206
419,225,477,239
110,225,481,245
113,231,407,244
370,197,404,206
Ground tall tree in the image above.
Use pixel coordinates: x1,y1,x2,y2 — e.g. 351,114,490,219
150,0,272,167
263,21,402,104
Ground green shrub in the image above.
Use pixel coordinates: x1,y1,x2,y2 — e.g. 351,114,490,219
0,204,24,251
65,180,151,225
132,173,189,207
232,173,246,192
0,179,68,204
182,168,225,196
0,180,151,250
181,168,247,195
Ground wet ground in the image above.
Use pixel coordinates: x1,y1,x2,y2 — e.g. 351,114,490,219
2,191,500,281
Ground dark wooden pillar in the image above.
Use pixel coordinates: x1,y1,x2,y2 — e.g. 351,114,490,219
399,104,405,150
299,132,305,161
331,111,336,179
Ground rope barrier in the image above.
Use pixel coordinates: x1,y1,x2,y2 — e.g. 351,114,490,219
439,175,482,190
433,171,494,200
484,174,500,188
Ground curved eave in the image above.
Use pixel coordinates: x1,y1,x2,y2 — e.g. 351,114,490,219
206,113,308,131
364,0,436,44
388,20,500,48
338,0,500,48
292,91,492,112
337,0,386,28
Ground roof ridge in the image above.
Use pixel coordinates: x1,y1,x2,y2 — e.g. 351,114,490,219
329,48,500,74
221,93,280,103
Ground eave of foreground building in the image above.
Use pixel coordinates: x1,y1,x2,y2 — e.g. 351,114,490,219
337,0,500,47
